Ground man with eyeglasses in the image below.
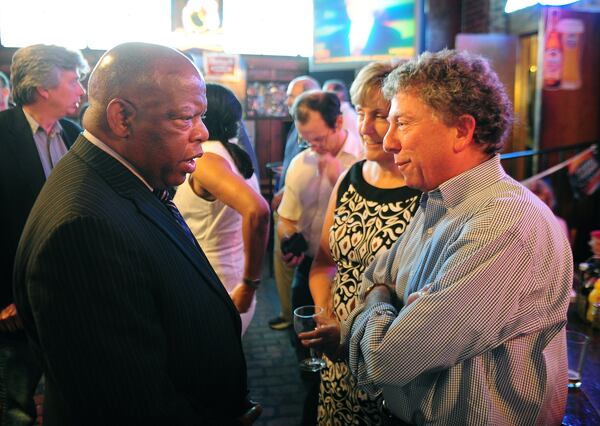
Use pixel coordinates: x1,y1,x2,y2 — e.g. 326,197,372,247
268,75,320,331
276,89,361,423
278,90,361,310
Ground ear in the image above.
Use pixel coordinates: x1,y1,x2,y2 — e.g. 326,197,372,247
453,114,476,153
106,98,136,138
335,113,344,131
36,86,50,100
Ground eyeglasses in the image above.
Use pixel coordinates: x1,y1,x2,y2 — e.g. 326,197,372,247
298,129,333,150
297,134,310,149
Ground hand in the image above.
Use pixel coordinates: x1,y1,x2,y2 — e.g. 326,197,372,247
229,283,255,313
236,401,262,425
364,285,392,309
405,283,433,306
271,190,284,212
281,250,304,267
297,313,341,359
0,303,24,332
317,153,343,186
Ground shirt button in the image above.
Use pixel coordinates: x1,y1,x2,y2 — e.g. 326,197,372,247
427,228,433,235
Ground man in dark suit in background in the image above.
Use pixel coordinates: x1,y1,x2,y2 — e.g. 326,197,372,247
0,44,88,425
0,71,10,111
13,42,260,425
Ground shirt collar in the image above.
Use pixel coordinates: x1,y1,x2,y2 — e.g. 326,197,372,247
23,109,62,138
339,129,357,157
83,129,153,191
304,129,356,160
425,155,507,209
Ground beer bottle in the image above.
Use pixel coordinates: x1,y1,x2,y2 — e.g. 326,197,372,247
577,258,600,322
587,279,600,322
543,8,563,89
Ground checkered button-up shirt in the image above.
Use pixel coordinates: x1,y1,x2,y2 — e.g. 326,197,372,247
343,156,572,425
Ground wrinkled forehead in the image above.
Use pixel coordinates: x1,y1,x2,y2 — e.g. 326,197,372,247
136,66,206,103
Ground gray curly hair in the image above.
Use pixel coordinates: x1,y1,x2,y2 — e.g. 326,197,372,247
10,44,89,106
383,49,513,155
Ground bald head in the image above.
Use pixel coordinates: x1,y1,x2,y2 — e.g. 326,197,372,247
84,42,201,133
81,42,209,189
286,75,320,112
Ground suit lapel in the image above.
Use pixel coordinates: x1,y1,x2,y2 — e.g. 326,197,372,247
70,136,239,316
6,107,46,195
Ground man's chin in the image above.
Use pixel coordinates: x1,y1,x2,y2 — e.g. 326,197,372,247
168,176,187,188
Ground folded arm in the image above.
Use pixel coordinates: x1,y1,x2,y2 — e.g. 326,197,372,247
348,210,571,394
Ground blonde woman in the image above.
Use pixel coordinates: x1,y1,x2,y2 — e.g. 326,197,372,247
308,62,421,424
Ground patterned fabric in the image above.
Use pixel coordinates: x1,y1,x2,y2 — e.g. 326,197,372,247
318,160,420,425
343,156,572,425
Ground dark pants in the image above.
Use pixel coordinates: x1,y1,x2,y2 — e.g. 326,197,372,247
289,256,319,426
0,335,42,426
291,255,314,315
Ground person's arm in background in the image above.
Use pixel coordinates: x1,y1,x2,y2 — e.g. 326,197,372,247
309,170,347,314
276,156,306,268
277,215,304,267
237,122,260,180
190,152,270,313
0,303,23,332
271,188,284,212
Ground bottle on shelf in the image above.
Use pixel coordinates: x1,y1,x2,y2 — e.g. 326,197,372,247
576,230,600,323
587,278,600,323
543,8,563,89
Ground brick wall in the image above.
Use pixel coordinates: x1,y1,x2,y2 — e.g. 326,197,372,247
461,0,489,33
489,0,509,32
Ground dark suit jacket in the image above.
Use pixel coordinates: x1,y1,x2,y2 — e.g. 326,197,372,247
0,106,81,309
13,136,249,425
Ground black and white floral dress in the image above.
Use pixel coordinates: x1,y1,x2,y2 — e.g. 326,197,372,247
318,160,420,425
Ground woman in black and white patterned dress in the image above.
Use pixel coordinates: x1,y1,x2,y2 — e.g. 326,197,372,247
309,61,421,425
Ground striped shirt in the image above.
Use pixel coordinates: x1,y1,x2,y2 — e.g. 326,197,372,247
342,156,572,425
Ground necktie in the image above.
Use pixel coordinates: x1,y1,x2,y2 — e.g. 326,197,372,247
153,188,198,248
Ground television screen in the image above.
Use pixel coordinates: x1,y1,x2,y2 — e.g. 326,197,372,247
312,0,420,70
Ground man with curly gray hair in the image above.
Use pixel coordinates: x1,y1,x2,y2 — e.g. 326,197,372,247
300,49,571,425
0,44,88,425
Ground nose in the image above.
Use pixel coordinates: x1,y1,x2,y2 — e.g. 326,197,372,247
383,127,400,153
77,81,86,96
193,116,209,143
359,115,372,137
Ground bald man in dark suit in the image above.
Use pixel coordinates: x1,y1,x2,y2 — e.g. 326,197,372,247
14,42,260,425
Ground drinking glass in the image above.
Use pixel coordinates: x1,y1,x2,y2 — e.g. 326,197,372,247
293,305,326,372
567,330,590,388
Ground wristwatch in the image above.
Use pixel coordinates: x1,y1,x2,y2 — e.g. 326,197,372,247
243,278,261,290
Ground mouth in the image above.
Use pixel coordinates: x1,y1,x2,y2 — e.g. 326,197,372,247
182,153,202,174
395,159,410,169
